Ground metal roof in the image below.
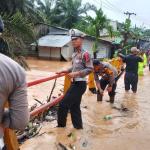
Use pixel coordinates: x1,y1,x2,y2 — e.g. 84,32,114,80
36,35,71,47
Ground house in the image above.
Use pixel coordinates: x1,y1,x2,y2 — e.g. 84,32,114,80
83,36,113,59
100,20,118,37
37,34,73,61
32,26,113,61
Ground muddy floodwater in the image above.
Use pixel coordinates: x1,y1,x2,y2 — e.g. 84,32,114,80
21,57,150,150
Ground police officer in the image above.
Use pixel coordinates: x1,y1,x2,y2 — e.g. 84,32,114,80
56,29,93,129
93,59,118,103
0,17,29,150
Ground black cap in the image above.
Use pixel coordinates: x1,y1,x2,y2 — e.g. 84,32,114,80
93,59,101,66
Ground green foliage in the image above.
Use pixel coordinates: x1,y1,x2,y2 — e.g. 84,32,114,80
86,8,107,38
54,0,96,28
143,29,150,36
35,0,57,24
124,18,131,31
1,12,35,59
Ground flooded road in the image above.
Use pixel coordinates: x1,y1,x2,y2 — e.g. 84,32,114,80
21,58,150,150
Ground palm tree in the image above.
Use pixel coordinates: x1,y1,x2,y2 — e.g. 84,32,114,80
0,12,35,69
0,0,25,14
86,8,108,58
118,18,132,47
54,0,95,28
35,0,57,24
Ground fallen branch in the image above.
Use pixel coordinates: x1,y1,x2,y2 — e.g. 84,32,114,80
34,98,44,105
47,79,57,102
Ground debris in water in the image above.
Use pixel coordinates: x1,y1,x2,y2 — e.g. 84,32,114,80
103,113,128,120
82,106,88,109
103,115,112,120
67,132,76,141
82,139,88,148
56,142,68,150
69,144,76,150
112,104,129,112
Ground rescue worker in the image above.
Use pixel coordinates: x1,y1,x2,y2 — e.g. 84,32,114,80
119,47,143,93
93,59,118,103
0,17,29,150
138,51,145,76
148,51,150,71
56,29,93,129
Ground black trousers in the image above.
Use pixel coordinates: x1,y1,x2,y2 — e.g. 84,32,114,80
57,81,86,129
149,64,150,71
124,72,138,92
98,78,117,97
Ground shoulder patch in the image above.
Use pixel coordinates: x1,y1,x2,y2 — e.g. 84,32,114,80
83,51,90,62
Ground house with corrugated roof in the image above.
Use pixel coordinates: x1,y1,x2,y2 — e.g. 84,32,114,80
31,26,113,61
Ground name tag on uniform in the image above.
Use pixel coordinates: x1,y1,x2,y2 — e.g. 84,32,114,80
75,59,80,63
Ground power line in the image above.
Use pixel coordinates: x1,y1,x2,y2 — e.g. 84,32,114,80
104,0,124,13
124,11,136,19
92,0,150,28
94,0,124,15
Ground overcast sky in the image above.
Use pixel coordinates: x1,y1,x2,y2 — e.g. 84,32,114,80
83,0,150,29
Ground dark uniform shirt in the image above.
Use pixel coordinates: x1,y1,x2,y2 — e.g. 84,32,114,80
123,54,143,74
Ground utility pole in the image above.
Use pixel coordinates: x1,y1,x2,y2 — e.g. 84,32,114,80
124,11,136,19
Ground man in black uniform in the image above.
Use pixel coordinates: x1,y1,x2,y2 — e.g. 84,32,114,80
119,47,143,93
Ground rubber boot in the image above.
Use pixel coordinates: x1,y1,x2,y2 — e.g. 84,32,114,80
109,96,115,103
97,93,103,102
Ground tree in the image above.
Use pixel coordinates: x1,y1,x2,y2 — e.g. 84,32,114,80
131,27,144,47
35,0,57,24
86,8,108,58
0,12,35,69
0,0,25,14
54,0,95,28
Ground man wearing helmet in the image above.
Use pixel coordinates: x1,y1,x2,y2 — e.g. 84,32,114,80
56,29,93,129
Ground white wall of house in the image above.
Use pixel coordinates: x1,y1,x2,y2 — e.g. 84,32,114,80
38,39,111,60
100,21,118,36
51,47,61,59
38,46,61,60
39,47,50,58
97,42,111,59
83,39,111,59
61,42,73,61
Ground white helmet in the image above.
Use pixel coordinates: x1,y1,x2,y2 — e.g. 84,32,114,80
70,29,86,39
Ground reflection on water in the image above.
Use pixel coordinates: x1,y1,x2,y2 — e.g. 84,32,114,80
21,58,150,150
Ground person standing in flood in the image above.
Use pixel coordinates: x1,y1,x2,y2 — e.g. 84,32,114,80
56,29,93,129
148,51,150,71
119,47,143,93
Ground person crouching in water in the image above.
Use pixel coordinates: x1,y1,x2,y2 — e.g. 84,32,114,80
93,59,118,103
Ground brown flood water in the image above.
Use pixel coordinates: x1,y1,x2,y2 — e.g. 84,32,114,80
21,57,150,150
